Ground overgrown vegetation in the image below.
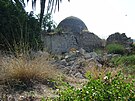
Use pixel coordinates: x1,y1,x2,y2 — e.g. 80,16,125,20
111,55,135,75
41,13,56,32
0,54,60,91
54,71,135,101
0,0,135,100
106,43,125,54
0,0,42,54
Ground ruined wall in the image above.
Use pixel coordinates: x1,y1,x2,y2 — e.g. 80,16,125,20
41,31,102,54
41,16,102,54
106,32,133,47
42,32,79,54
79,31,102,52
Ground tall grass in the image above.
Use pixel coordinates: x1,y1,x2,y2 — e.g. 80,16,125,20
0,53,60,89
111,55,135,75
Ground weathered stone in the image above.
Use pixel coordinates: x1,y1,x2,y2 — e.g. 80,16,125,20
84,53,92,59
60,59,68,66
82,51,99,60
79,31,102,52
79,48,86,55
106,32,133,48
41,16,102,54
89,52,98,59
74,72,84,78
57,16,88,33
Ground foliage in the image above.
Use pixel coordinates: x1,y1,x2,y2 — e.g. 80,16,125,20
0,0,43,54
131,43,135,54
55,72,135,101
26,0,70,26
111,55,135,75
106,43,125,54
111,55,135,66
41,13,56,32
0,0,71,54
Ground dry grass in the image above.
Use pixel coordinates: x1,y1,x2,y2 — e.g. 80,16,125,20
84,61,121,80
0,53,61,88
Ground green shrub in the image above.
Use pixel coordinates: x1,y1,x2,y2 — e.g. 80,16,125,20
41,13,56,32
111,55,135,75
0,0,42,53
106,43,125,54
131,43,135,54
55,72,135,101
111,55,135,66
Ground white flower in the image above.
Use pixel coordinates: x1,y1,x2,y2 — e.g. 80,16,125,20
104,76,108,80
86,91,89,94
93,92,96,96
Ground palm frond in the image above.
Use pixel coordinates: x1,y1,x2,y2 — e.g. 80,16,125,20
40,0,46,27
50,0,55,13
32,0,37,9
26,0,70,27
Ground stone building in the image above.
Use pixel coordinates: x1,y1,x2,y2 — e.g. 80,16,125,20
41,16,102,54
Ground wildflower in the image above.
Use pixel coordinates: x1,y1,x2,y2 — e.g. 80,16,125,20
104,76,108,80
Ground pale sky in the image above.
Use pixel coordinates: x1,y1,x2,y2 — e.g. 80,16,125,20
25,0,135,39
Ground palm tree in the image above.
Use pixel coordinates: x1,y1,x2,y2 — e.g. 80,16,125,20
11,0,70,26
27,0,70,26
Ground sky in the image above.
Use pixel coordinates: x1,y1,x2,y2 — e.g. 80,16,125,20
25,0,135,39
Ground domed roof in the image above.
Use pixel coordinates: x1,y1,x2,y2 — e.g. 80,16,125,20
57,16,88,33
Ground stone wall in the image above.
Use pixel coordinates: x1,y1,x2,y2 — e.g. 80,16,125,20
41,32,79,54
79,31,102,52
41,31,102,54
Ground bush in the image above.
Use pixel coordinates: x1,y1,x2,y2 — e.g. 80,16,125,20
0,54,60,90
0,0,43,53
41,13,56,32
55,72,135,101
111,55,135,75
106,43,125,54
111,55,135,66
131,43,135,54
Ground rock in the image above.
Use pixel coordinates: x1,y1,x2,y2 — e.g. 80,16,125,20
89,52,98,59
60,59,68,66
83,52,99,60
106,32,133,48
96,62,102,68
84,53,92,59
65,55,77,62
74,72,84,79
79,48,86,55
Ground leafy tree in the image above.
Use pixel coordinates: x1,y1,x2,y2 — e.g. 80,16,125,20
41,13,56,32
0,0,70,54
0,0,42,53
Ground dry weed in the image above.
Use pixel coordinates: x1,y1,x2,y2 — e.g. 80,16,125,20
84,61,121,80
0,54,60,87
